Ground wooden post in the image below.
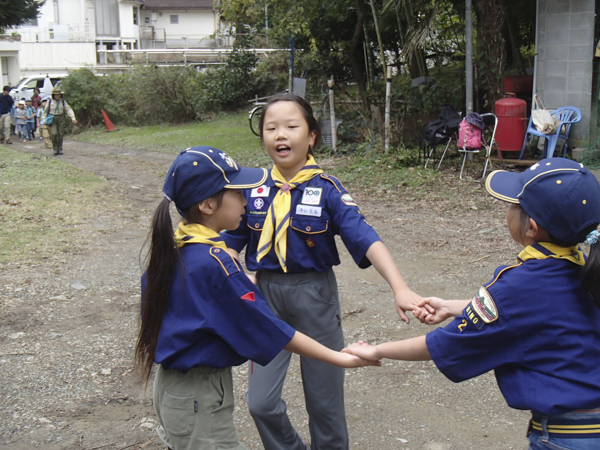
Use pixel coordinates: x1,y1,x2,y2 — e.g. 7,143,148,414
384,66,392,152
328,78,336,151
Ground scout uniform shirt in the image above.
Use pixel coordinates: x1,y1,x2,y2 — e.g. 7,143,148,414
426,243,600,416
142,242,296,372
223,172,381,273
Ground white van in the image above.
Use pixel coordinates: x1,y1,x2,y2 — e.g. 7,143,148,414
10,75,64,101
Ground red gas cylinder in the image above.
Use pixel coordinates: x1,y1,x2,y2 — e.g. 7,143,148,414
494,96,527,152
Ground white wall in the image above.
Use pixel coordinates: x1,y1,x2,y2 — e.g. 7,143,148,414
141,10,216,38
19,42,96,74
119,3,139,40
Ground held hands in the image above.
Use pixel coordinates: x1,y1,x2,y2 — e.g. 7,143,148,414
341,341,380,362
413,297,453,325
394,287,422,324
336,350,382,368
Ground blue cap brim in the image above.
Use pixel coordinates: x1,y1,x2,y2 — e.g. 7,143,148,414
485,170,522,204
225,167,268,190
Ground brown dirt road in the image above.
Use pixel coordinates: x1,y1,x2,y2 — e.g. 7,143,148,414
1,137,535,449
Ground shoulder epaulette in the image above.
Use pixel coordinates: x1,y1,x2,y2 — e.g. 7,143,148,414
209,247,242,277
484,263,522,290
320,173,347,194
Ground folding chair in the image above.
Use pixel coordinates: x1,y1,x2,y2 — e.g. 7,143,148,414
438,113,498,182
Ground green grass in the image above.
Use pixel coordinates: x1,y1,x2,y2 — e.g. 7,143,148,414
74,111,273,167
0,147,111,264
75,110,439,192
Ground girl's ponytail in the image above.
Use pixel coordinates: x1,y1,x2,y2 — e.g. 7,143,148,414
582,229,600,309
135,198,179,383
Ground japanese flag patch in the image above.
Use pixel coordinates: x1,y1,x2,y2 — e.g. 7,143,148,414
251,186,270,197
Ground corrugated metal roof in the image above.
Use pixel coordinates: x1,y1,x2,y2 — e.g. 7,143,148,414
142,0,215,10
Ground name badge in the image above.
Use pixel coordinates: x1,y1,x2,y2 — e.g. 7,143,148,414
301,187,322,205
251,186,270,197
296,204,322,217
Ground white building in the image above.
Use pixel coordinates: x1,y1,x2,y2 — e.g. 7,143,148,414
13,0,223,76
0,35,20,87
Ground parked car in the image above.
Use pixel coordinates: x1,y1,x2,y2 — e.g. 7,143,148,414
10,75,64,101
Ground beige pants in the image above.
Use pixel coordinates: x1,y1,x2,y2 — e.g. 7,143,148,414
0,113,10,140
153,365,248,450
40,125,52,148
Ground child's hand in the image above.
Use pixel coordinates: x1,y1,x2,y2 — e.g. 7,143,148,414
336,351,382,368
414,297,452,325
341,341,380,361
394,287,422,324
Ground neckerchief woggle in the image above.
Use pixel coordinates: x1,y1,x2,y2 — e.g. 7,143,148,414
517,242,585,266
174,222,228,250
256,154,323,272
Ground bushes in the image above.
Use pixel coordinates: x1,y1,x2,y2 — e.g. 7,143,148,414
61,49,282,127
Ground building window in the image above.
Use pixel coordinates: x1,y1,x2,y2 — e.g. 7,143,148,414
170,15,178,24
133,8,138,25
144,17,150,24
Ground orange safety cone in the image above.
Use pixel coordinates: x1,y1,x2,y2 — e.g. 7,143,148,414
101,110,116,132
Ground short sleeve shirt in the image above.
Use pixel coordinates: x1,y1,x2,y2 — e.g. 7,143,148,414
222,172,382,273
426,252,600,415
143,243,296,372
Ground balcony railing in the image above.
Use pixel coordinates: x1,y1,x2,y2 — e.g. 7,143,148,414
19,23,95,43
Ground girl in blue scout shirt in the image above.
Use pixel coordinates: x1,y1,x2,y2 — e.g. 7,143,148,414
223,95,421,450
135,147,379,450
343,158,600,450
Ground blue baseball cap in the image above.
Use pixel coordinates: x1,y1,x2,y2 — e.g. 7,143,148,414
163,146,267,213
485,158,600,244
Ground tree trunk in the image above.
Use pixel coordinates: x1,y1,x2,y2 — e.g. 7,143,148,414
348,0,369,109
473,0,506,103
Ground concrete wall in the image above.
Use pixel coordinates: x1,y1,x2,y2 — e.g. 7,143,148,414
536,0,595,143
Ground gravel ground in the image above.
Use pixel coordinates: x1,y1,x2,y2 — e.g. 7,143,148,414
1,137,536,449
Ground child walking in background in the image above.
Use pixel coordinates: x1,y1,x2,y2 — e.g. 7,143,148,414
135,147,378,450
37,98,52,149
25,98,35,141
343,158,600,450
14,101,27,142
222,94,421,450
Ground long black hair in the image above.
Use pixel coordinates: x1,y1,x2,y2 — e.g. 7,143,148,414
258,94,322,154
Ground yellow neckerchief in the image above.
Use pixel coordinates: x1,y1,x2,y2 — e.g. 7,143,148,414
256,154,323,272
174,222,228,250
517,242,585,266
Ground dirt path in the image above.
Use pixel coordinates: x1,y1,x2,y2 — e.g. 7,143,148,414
1,137,530,449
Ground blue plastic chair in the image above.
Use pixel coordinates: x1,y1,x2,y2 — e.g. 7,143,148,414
519,106,582,159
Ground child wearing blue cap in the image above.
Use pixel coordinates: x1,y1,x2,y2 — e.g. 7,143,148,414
135,147,379,450
343,158,600,449
222,95,421,450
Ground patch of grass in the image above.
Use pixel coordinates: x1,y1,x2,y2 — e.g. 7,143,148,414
74,111,272,167
76,111,441,192
0,147,110,264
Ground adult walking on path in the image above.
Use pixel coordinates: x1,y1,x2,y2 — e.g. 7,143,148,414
43,86,77,155
0,85,14,144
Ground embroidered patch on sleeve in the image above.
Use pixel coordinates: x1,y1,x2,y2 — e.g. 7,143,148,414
472,287,498,323
463,287,498,331
341,193,358,207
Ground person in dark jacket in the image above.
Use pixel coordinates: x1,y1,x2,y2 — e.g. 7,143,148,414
0,85,14,144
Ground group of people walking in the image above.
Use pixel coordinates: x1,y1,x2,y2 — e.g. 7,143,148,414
0,85,77,155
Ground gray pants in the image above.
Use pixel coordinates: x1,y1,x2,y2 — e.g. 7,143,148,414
247,269,348,450
153,365,248,450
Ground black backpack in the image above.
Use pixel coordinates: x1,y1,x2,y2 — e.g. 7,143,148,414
423,105,461,147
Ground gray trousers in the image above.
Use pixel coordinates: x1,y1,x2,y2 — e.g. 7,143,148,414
247,269,349,450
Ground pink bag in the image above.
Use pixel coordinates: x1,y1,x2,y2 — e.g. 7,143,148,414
458,118,482,149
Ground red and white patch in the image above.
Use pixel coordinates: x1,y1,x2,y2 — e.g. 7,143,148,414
251,186,270,197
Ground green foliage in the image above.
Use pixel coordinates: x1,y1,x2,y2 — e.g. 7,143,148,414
0,0,44,32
